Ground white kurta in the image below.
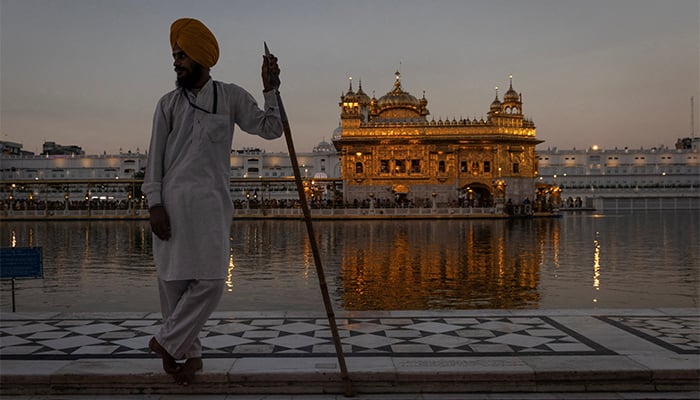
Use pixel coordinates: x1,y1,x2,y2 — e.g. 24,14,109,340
143,78,282,280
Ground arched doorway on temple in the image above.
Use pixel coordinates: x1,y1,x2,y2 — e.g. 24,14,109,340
459,183,493,207
392,184,411,207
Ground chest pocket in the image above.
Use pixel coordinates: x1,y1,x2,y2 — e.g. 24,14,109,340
204,114,232,143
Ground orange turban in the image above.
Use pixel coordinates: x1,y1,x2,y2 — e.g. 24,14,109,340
170,18,219,68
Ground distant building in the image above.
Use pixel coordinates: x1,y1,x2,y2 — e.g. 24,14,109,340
0,142,339,205
332,72,541,207
41,141,85,156
537,142,700,189
3,132,697,211
230,142,338,180
0,140,33,156
1,150,146,181
537,141,699,210
675,137,700,150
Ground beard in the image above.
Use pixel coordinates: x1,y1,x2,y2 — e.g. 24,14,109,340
175,63,204,89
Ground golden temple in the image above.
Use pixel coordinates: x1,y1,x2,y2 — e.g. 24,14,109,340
333,72,542,208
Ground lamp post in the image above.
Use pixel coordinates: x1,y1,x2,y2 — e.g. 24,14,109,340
431,191,437,209
9,184,15,211
662,172,666,190
85,185,92,217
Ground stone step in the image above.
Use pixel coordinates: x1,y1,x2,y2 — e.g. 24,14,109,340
2,354,698,396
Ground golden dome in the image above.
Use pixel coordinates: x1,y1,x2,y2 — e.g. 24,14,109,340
503,75,520,103
356,80,371,105
490,87,502,111
377,71,421,110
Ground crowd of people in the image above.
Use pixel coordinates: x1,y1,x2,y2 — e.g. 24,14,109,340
2,191,571,214
1,198,140,211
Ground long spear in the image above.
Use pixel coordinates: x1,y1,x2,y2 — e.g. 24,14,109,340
264,42,352,397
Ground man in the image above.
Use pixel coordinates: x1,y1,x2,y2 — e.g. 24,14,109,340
142,18,282,385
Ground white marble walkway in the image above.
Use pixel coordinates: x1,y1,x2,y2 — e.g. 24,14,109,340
1,309,698,396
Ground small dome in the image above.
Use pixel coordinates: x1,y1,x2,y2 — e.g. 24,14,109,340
314,138,335,153
341,77,357,102
490,96,502,111
504,87,519,102
503,75,520,102
356,81,371,104
342,91,356,102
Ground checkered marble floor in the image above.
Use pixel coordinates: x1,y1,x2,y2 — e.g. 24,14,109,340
2,312,698,360
598,315,700,354
0,314,621,359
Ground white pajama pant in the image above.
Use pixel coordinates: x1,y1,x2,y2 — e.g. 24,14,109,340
155,278,225,360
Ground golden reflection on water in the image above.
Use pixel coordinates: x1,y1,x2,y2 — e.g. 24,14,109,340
303,234,312,280
227,247,235,292
552,222,560,268
340,220,555,310
592,232,601,303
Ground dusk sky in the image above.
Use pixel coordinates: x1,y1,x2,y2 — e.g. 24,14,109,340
1,0,698,156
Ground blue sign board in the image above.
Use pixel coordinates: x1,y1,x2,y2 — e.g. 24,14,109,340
0,247,43,279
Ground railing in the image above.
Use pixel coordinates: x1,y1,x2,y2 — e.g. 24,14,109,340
233,206,504,219
560,186,699,195
1,207,147,220
1,206,511,220
556,187,700,211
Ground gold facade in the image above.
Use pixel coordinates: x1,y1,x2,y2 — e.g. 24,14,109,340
333,73,542,206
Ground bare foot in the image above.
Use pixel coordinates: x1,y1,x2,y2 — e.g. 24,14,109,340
149,337,181,374
174,357,203,386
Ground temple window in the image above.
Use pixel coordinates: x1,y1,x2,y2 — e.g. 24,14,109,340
439,161,446,173
512,162,519,174
355,162,363,174
395,160,406,174
411,159,421,173
380,160,389,173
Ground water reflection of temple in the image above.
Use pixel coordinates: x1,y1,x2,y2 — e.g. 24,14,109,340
333,72,541,207
340,219,560,310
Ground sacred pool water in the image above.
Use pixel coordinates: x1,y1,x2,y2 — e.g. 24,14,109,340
1,211,697,312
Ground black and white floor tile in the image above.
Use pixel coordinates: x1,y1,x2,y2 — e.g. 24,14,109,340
4,314,697,360
597,315,700,354
0,315,615,359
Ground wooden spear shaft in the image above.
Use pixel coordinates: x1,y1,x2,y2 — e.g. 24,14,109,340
265,43,352,396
